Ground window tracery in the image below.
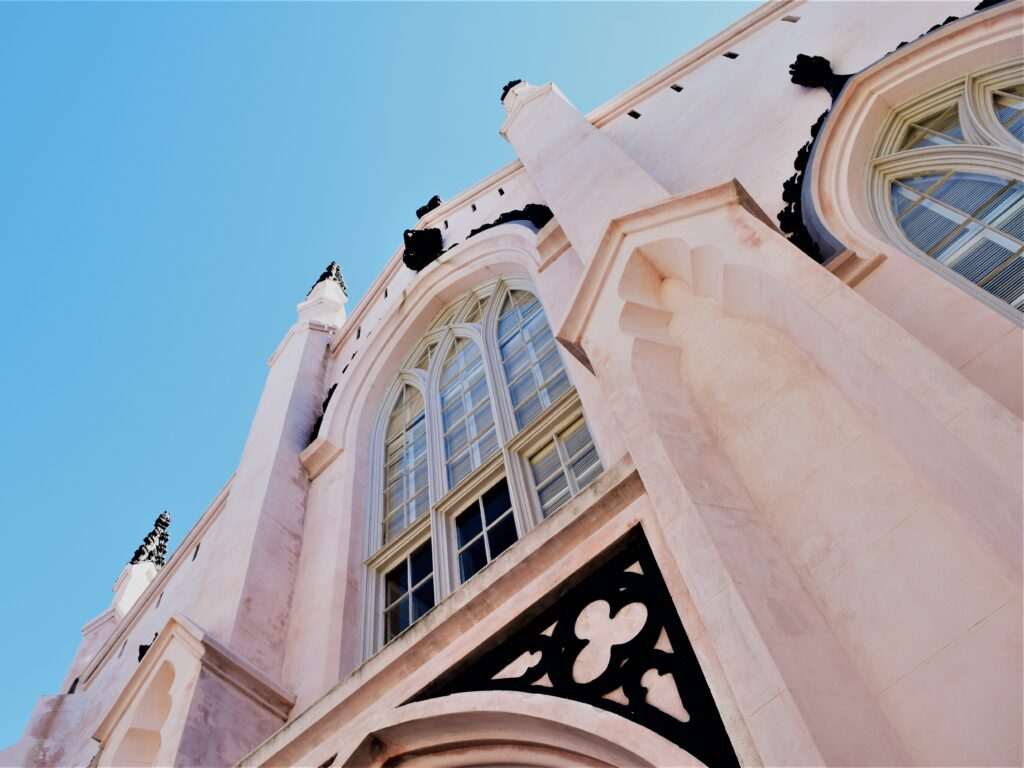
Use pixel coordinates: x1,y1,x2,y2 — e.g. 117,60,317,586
363,279,603,653
871,59,1024,313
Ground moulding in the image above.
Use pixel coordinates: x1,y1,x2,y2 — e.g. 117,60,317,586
81,608,118,636
93,615,295,747
432,449,506,520
364,508,432,573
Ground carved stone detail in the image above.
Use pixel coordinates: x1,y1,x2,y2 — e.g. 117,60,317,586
416,530,739,767
129,512,170,568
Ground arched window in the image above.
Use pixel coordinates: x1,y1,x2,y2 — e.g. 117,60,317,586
870,59,1024,313
364,279,603,652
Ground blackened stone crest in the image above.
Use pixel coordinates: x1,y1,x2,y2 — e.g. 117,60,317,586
309,261,347,297
416,529,740,767
130,512,170,568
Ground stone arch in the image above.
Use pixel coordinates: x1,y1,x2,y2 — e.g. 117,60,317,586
340,691,702,768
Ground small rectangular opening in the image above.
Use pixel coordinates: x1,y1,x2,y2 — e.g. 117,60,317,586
356,325,361,339
627,109,641,119
351,351,357,360
192,543,201,561
471,203,477,212
443,220,448,229
155,591,163,608
723,51,739,59
117,641,127,659
384,288,388,298
670,84,683,93
342,364,349,374
781,15,800,23
498,187,505,196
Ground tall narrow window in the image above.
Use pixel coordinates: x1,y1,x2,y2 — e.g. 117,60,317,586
368,280,605,655
498,289,570,429
383,541,434,643
383,385,428,542
529,417,602,517
454,479,518,583
440,339,498,486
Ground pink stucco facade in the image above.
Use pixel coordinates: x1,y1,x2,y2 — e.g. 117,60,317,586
4,1,1022,766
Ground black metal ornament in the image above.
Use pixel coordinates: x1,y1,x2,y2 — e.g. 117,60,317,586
130,512,170,568
467,203,553,239
500,79,523,103
416,195,442,220
788,54,851,102
308,261,348,297
415,528,740,768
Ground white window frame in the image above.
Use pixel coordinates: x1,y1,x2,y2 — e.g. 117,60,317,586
868,58,1024,320
360,279,603,658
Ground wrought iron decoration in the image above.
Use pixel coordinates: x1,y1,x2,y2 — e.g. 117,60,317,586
308,261,348,297
500,79,523,103
130,512,170,568
416,529,740,768
416,195,443,220
402,228,444,272
467,203,553,238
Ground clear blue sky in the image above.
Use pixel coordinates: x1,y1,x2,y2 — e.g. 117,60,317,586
0,1,756,745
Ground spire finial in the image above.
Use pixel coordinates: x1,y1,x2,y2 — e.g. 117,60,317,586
308,261,347,297
130,512,170,567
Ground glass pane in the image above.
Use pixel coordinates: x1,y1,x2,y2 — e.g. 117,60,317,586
931,173,1010,216
385,562,408,603
981,255,1024,309
562,420,593,458
949,234,1016,284
514,394,544,429
482,480,512,524
538,473,571,515
410,542,434,584
459,538,488,582
448,451,473,486
411,579,435,620
455,504,483,548
891,183,920,218
445,422,469,458
571,447,603,489
530,443,561,484
384,512,407,542
900,104,962,149
994,88,1024,129
475,427,499,462
385,601,409,643
488,515,518,560
544,371,571,404
898,199,963,253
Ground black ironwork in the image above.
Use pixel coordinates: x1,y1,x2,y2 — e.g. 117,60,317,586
467,204,554,239
308,261,348,297
402,228,444,272
788,54,851,101
415,528,739,767
500,79,523,103
777,111,829,263
416,195,442,219
308,383,338,445
130,512,170,568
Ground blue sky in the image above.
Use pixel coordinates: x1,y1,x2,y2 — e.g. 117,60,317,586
0,1,756,745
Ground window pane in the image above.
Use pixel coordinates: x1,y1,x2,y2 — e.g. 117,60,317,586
475,427,499,462
538,474,571,516
981,255,1024,309
948,234,1017,283
482,480,512,524
488,515,518,559
448,451,473,486
409,542,433,584
898,199,963,253
385,562,408,604
900,104,962,150
411,579,435,620
931,173,1010,216
455,504,483,548
385,601,408,643
459,538,488,582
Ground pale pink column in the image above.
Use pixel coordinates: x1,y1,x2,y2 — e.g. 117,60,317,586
194,274,347,681
500,81,668,263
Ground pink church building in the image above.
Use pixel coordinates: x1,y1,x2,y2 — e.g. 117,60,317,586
4,0,1022,765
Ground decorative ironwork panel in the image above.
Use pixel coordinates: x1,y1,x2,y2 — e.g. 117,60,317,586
414,528,740,768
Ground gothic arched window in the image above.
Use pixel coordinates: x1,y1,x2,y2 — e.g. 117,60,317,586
363,279,603,653
870,59,1024,313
